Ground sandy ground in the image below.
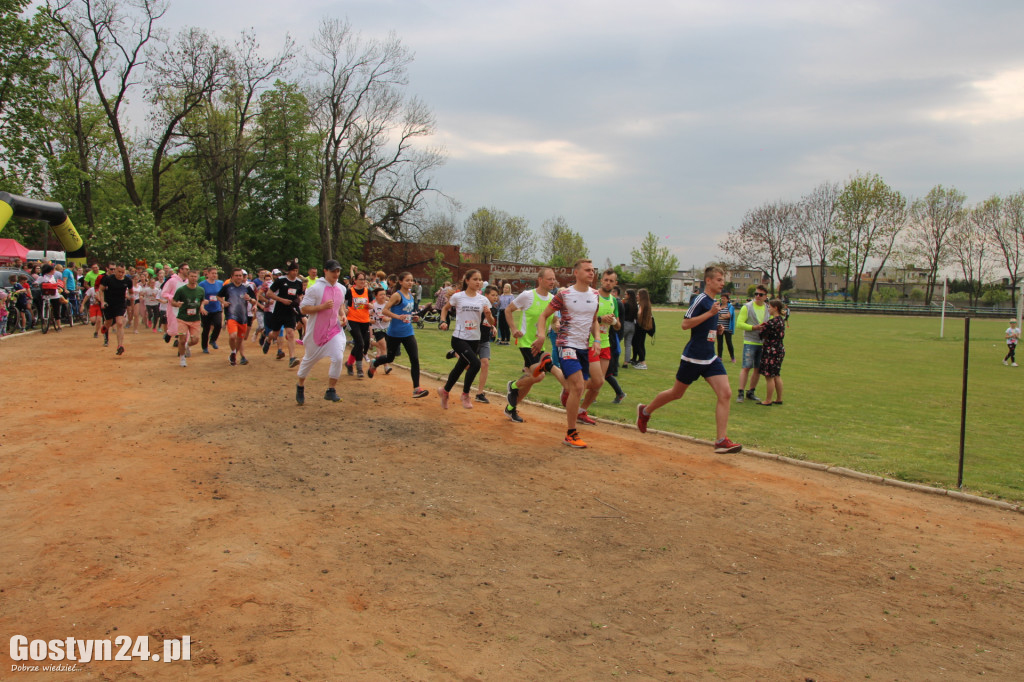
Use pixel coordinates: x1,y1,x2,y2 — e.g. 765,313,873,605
2,324,1024,681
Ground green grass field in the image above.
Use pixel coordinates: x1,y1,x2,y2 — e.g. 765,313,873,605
409,311,1024,501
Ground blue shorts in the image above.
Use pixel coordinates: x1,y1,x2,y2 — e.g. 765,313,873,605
742,344,763,369
558,346,590,381
676,357,727,385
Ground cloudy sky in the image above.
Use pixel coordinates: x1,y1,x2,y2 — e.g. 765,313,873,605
163,0,1024,269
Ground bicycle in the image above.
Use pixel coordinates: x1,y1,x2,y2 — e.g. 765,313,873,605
40,283,62,334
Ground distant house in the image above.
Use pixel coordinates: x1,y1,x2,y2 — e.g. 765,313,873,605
794,265,846,294
728,268,771,293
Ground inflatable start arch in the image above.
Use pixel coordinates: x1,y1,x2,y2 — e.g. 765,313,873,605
0,192,86,266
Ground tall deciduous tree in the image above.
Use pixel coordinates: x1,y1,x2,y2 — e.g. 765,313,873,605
979,192,1024,304
835,173,907,302
0,0,57,190
631,231,679,302
906,184,966,305
719,200,800,295
308,17,443,265
795,181,841,301
950,204,991,306
539,215,587,267
462,207,506,262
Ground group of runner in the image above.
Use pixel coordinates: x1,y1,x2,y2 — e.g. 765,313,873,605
54,255,746,455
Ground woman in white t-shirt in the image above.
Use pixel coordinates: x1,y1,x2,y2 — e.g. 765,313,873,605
438,269,496,410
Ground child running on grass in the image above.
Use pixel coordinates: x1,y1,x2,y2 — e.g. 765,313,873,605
635,265,742,454
1005,318,1020,367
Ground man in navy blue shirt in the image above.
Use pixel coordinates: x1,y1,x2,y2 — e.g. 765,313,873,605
198,267,223,353
635,266,742,454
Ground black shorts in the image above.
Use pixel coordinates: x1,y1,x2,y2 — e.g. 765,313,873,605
519,346,545,368
268,308,296,330
373,329,387,342
675,357,727,385
104,306,126,321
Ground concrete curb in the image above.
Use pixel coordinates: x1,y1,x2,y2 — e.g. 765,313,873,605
394,363,1023,515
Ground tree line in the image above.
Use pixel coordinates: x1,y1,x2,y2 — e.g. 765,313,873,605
718,172,1024,306
1,0,445,271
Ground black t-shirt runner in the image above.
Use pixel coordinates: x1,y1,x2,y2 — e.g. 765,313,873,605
270,276,304,320
101,275,133,311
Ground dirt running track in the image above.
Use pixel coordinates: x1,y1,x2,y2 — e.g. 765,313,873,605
2,325,1023,681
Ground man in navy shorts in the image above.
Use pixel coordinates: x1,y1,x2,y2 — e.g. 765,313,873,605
635,266,742,454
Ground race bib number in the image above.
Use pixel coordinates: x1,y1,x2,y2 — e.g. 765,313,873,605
561,347,577,360
707,329,717,343
208,295,217,301
600,324,609,334
355,297,368,310
287,288,297,296
464,320,477,330
187,307,197,316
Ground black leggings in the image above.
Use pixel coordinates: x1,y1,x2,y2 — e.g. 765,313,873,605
717,330,735,361
201,311,222,349
1006,343,1017,364
444,337,481,393
497,310,511,343
349,321,371,361
633,328,648,363
374,334,420,388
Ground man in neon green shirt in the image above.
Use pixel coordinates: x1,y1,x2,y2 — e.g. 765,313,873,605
735,284,769,402
503,267,565,423
577,268,622,424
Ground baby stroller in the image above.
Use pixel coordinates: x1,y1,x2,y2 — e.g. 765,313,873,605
416,304,442,329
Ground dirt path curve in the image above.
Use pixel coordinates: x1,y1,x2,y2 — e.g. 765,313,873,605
2,326,1023,680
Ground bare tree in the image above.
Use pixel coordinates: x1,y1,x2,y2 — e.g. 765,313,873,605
47,0,168,208
795,180,841,301
417,210,461,245
906,185,967,305
719,200,800,295
307,18,444,263
951,205,992,306
979,192,1024,304
503,215,534,263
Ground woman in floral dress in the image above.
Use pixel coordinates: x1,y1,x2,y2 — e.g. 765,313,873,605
757,299,787,405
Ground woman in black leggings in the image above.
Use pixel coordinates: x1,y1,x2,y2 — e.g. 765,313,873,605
438,269,496,409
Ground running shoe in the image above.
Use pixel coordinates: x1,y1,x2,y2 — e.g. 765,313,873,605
262,338,271,354
179,356,187,367
563,430,587,448
438,388,450,409
505,405,524,423
460,392,474,409
173,339,178,347
445,349,456,359
202,348,210,354
239,357,248,365
357,369,365,379
714,438,743,454
532,352,553,378
324,388,341,402
295,385,305,405
506,379,519,409
745,390,758,402
211,341,218,350
367,365,376,379
288,357,299,368
163,333,171,343
612,393,627,404
276,349,285,360
1004,360,1009,365
634,362,648,370
577,410,597,426
346,364,354,376
116,346,125,356
412,388,429,399
384,366,393,375
103,338,109,347
475,393,490,404
736,391,745,403
560,388,568,408
636,404,650,433
296,339,303,346
93,331,98,338
230,351,237,366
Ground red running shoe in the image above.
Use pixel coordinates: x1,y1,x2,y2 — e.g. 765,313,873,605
577,410,597,426
714,437,743,454
636,404,650,434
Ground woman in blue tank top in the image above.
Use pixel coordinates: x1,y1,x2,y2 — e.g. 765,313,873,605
368,272,428,398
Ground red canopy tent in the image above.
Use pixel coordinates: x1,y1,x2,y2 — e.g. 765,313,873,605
0,238,30,264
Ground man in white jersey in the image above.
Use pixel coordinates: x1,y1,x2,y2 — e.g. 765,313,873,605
577,268,621,424
503,267,564,423
531,258,600,448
